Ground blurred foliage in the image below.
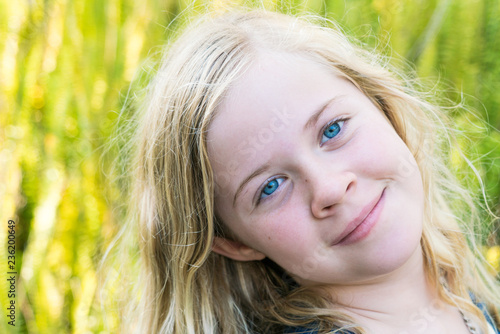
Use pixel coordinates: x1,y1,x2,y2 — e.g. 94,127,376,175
0,0,499,333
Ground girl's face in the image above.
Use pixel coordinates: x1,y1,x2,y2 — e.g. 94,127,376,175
207,52,425,286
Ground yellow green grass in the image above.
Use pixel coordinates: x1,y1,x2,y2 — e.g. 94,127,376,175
1,0,499,333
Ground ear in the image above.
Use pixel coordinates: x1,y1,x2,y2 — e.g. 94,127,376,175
212,237,266,261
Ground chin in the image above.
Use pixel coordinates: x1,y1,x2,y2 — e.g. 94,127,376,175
371,232,423,276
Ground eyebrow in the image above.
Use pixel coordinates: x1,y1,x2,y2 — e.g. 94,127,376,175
303,95,344,131
233,163,271,207
232,95,344,208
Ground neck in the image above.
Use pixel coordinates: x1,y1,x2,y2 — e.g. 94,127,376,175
325,246,457,333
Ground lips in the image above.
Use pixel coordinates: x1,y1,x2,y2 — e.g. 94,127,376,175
332,188,386,246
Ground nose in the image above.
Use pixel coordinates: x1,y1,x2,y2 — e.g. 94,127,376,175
308,167,357,219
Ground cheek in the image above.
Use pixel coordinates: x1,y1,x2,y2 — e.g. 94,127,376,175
256,210,308,247
252,210,315,264
352,124,421,183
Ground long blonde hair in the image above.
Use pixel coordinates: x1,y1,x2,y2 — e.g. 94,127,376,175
105,9,499,333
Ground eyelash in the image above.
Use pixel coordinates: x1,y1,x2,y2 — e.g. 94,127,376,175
256,176,285,204
256,116,349,205
320,116,348,146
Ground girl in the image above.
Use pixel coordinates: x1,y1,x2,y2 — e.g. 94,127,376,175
116,9,500,334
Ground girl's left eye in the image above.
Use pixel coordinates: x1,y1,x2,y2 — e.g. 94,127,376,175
320,119,345,145
259,177,285,201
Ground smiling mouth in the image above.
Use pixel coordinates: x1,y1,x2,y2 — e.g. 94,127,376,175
332,188,386,246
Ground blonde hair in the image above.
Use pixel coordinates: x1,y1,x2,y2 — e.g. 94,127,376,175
106,9,499,334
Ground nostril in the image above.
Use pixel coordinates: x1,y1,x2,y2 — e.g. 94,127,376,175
346,178,355,193
310,172,356,219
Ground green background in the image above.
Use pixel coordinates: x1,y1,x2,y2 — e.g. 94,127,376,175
1,0,499,333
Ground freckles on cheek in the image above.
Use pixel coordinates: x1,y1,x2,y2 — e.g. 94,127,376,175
263,218,310,255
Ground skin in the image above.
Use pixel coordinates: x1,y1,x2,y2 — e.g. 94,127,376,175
207,51,470,333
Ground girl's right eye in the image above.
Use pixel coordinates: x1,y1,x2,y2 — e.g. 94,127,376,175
259,177,285,201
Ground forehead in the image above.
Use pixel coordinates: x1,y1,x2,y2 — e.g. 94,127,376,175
206,52,355,190
215,53,337,122
208,52,341,144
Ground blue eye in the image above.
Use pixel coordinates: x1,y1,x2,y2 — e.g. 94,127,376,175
260,177,284,200
321,120,344,145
